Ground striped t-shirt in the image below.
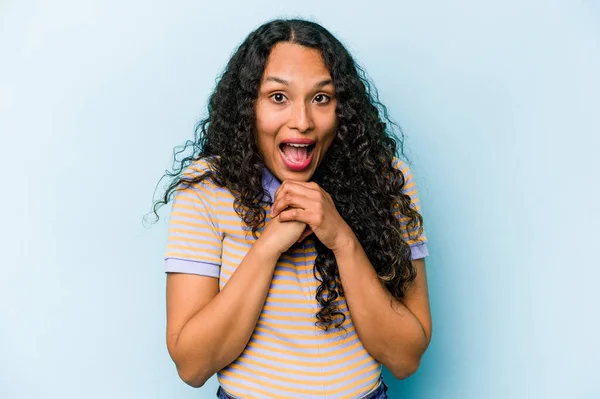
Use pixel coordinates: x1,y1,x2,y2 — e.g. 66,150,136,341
164,156,428,399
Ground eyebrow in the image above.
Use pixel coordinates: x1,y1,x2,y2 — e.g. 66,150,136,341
264,76,333,89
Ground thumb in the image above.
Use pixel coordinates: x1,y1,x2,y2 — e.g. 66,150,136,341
297,226,313,243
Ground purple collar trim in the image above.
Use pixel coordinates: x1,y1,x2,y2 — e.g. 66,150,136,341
261,166,281,203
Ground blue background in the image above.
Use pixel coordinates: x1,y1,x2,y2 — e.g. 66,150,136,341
1,0,598,398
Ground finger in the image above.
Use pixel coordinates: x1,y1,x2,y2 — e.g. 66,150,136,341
273,180,295,206
277,206,311,225
297,226,314,243
273,182,320,216
274,180,321,203
272,191,313,218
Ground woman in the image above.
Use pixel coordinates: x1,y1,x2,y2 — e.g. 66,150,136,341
152,18,432,399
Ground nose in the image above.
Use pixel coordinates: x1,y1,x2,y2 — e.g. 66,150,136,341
288,101,314,133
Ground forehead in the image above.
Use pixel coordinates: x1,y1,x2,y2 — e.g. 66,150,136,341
262,42,330,80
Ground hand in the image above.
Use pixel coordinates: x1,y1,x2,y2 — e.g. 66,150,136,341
270,180,353,252
259,210,310,256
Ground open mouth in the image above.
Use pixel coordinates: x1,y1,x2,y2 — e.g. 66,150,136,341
279,143,315,163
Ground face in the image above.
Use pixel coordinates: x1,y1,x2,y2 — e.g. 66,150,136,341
254,42,338,182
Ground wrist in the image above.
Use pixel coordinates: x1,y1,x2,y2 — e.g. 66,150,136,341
254,236,284,261
331,226,357,256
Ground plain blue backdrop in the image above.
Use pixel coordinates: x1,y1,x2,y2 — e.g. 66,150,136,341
0,0,598,398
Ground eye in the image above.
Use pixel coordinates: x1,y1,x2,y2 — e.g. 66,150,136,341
270,93,287,104
314,94,331,104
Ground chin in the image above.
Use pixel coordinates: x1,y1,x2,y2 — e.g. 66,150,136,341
282,170,309,181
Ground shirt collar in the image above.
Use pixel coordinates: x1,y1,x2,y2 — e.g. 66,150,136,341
261,166,281,203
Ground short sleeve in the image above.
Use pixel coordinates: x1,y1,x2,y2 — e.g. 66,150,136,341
164,161,223,277
392,157,429,260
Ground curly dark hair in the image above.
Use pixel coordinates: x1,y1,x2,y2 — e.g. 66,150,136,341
147,18,424,332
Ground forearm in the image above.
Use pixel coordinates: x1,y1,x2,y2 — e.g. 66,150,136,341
174,239,281,387
334,229,428,379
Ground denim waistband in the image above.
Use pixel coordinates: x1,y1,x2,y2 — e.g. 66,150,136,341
216,376,388,399
357,376,388,399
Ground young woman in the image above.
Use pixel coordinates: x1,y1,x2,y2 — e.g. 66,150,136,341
153,18,432,399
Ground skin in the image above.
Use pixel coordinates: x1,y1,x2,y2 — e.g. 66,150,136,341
271,180,432,377
260,42,433,377
255,41,338,242
254,41,339,185
166,42,430,389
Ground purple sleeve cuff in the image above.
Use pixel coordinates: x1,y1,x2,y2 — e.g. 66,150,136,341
165,258,220,278
410,242,429,260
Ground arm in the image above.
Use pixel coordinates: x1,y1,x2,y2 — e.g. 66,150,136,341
333,229,432,380
268,158,431,378
165,161,283,387
166,239,281,388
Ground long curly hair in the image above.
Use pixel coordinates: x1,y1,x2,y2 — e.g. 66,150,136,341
148,18,424,332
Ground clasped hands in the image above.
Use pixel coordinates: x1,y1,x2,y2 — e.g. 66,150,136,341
271,180,353,252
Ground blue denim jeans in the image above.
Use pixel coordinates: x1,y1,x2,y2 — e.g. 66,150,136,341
216,376,389,399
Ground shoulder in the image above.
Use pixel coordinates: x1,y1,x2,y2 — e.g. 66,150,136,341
391,156,414,180
184,155,220,174
182,156,221,186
